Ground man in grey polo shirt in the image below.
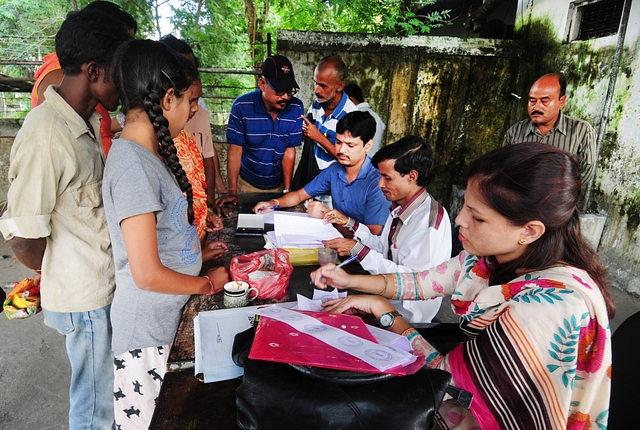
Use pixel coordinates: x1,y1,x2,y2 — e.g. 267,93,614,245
503,73,596,193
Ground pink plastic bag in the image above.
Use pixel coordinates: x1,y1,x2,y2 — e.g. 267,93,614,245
230,249,293,300
249,310,425,376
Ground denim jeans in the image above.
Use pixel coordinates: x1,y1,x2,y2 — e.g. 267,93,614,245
44,305,114,430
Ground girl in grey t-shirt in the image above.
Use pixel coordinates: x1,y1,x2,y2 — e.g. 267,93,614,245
103,40,230,428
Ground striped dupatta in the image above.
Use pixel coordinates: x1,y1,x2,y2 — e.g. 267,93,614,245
397,252,611,430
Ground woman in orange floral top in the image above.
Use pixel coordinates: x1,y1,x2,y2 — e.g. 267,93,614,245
312,143,614,430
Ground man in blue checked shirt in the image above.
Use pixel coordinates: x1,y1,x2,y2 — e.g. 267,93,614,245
220,55,304,205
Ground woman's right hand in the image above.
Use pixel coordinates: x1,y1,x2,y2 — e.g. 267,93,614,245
310,264,352,290
205,266,230,294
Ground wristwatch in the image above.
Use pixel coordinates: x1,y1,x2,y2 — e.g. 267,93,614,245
379,310,401,328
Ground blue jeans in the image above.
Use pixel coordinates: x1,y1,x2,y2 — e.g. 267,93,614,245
44,305,114,430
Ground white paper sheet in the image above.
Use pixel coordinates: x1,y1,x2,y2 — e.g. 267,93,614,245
273,212,342,248
237,213,264,229
194,302,297,383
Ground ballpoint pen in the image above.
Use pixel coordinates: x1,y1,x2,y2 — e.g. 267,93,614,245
257,205,280,213
309,254,359,285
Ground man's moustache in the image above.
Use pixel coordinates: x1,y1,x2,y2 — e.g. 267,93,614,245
531,110,544,115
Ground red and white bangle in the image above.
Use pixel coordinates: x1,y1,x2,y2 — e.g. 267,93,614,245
203,275,215,296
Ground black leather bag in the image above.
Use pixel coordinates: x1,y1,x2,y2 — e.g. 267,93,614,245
232,327,461,430
291,113,321,191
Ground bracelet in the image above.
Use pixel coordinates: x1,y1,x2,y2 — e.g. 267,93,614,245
206,207,214,214
282,189,290,193
203,275,215,296
34,269,42,273
270,199,280,206
228,187,237,191
378,274,388,296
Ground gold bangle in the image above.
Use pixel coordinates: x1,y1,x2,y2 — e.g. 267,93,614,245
270,199,280,206
378,274,388,296
34,269,42,273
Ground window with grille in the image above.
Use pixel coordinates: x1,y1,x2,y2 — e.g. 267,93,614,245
565,0,624,43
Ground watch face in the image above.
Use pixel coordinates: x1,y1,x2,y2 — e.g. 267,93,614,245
380,313,393,327
380,310,400,328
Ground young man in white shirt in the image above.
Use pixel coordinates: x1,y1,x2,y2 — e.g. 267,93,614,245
323,136,452,323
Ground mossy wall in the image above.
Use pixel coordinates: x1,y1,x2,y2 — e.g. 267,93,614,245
277,30,523,207
513,0,640,294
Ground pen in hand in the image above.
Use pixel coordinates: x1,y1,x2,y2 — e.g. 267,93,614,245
309,254,359,285
257,205,280,213
332,254,358,271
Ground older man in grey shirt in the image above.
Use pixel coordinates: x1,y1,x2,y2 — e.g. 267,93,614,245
503,73,596,193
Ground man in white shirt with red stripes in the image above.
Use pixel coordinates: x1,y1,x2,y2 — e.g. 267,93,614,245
323,136,452,323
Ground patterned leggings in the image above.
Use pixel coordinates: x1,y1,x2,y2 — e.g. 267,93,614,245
113,344,170,430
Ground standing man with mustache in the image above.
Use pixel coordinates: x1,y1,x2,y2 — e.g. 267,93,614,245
222,55,304,204
302,56,358,170
503,73,596,194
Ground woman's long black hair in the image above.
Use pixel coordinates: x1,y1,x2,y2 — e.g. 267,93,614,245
469,142,615,319
112,39,199,224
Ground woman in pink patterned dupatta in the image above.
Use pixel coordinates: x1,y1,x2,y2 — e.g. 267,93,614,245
312,142,614,430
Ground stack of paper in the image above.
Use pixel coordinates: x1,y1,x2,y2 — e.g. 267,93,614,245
267,212,341,248
235,213,264,236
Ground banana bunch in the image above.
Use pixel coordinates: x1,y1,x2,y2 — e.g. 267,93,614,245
3,277,41,319
11,291,34,309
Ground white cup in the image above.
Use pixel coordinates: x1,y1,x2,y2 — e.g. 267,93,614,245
223,281,259,308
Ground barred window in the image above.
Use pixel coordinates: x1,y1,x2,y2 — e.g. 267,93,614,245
565,0,624,42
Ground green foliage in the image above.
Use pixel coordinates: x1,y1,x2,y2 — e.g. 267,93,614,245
269,0,450,36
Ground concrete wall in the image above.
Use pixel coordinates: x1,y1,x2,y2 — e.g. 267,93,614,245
276,30,523,207
511,0,640,294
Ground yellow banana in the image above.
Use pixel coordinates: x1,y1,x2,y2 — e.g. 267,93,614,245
11,292,32,309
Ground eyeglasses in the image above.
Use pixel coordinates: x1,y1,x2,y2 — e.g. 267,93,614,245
266,79,297,97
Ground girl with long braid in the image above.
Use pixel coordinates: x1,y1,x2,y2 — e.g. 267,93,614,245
102,39,230,428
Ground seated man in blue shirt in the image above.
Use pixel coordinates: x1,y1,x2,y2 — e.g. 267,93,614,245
254,111,388,235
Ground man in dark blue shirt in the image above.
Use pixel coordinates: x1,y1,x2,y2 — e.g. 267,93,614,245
223,55,304,202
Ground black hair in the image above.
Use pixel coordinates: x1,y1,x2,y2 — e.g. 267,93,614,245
335,111,376,145
55,9,131,76
317,56,347,81
469,142,614,318
113,39,199,224
344,83,364,104
83,1,138,35
372,136,433,187
159,34,200,68
554,73,567,98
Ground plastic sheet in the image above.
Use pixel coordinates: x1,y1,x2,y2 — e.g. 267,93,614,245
3,277,41,320
249,310,424,376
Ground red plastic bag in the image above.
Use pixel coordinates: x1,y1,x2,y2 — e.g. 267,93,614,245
249,310,425,376
230,249,293,300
